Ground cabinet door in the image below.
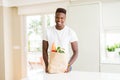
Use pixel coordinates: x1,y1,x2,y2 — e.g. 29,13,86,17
67,3,100,72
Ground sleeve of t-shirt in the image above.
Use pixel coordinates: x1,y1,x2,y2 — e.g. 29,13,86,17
70,30,78,42
43,28,48,41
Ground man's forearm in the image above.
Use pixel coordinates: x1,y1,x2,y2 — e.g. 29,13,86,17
68,52,78,66
69,41,78,66
42,40,49,72
43,52,48,69
43,51,49,73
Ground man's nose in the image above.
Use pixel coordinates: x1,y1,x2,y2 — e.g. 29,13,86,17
57,18,61,21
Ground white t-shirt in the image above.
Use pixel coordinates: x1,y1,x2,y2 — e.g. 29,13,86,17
43,26,78,60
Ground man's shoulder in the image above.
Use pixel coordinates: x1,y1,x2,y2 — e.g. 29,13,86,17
65,26,75,32
45,26,55,34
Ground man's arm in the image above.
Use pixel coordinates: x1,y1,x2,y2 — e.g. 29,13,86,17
65,41,78,72
42,40,49,72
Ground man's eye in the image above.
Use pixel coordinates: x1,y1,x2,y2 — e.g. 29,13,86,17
56,17,59,19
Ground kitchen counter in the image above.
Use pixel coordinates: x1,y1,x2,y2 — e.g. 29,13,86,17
23,71,120,80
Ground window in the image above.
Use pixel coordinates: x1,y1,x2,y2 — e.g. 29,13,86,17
45,14,55,27
101,30,120,64
26,15,42,52
26,14,55,76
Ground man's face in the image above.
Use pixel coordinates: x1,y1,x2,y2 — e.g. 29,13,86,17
55,12,66,27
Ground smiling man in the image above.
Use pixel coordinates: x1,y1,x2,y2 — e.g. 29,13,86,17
42,8,78,73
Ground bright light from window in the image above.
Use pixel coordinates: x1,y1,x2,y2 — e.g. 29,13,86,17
103,30,120,64
106,31,120,46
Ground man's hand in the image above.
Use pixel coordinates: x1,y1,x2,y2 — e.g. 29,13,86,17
45,67,49,73
64,65,72,73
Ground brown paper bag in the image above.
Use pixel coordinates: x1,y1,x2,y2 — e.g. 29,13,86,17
48,52,68,73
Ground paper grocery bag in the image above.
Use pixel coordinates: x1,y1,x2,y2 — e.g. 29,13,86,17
48,52,68,73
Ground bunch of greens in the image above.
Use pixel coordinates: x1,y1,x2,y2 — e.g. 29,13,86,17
56,46,65,53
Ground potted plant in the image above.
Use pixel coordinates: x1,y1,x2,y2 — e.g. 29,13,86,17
106,43,120,58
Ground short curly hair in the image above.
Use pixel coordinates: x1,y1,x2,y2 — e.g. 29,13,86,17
55,8,66,15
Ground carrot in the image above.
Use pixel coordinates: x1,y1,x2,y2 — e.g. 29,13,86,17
51,42,56,52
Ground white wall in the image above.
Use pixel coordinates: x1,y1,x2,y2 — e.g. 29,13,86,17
18,2,69,15
2,0,120,7
3,7,13,80
103,1,120,28
0,6,5,80
3,0,67,7
67,2,100,72
0,1,3,6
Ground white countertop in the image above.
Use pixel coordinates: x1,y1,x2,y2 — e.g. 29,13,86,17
23,71,120,80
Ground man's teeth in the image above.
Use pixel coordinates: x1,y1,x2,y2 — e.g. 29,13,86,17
58,22,61,24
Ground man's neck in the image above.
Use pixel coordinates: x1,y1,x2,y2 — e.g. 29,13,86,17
55,25,65,30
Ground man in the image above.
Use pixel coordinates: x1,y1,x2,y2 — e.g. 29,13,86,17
42,8,78,73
